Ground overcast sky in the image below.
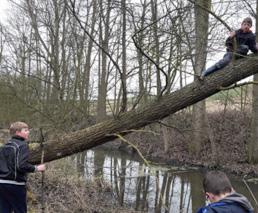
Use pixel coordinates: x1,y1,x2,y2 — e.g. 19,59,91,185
0,0,9,23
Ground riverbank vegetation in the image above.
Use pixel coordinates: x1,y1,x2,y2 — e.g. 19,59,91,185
124,108,256,176
27,159,139,213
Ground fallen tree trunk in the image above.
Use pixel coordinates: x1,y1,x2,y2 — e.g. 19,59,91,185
29,55,258,164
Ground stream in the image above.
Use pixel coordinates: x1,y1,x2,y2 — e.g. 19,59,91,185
73,147,258,213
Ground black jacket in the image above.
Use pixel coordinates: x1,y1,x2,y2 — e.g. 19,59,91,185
197,192,254,213
0,136,35,183
225,29,257,54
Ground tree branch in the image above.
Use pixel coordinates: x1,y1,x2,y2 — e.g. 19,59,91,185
28,55,258,164
66,0,127,115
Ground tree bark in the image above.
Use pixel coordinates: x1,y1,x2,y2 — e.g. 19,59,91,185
249,0,258,163
121,0,127,112
81,0,98,113
29,56,258,164
192,0,210,154
137,0,148,106
151,0,161,95
97,0,111,122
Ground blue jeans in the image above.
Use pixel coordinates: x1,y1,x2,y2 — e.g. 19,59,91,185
202,45,249,76
0,183,27,213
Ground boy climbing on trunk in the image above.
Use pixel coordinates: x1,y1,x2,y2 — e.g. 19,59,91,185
200,17,258,79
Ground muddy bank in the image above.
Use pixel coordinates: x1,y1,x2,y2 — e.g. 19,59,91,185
108,110,258,177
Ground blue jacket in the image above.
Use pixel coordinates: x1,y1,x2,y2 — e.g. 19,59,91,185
225,29,257,54
197,192,254,213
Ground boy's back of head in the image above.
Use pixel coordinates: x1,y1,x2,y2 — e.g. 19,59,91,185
203,171,232,195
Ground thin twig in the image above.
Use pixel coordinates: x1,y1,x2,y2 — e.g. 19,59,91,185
156,121,186,138
187,0,231,31
132,34,168,98
220,81,258,91
119,129,160,136
131,9,189,98
243,175,258,208
39,128,45,213
113,133,150,167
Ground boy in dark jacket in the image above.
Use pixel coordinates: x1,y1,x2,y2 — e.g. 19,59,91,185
0,121,46,213
201,17,258,79
197,171,253,213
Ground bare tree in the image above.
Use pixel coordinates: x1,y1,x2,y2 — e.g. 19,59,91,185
121,0,127,112
96,0,111,122
191,0,210,154
249,0,258,163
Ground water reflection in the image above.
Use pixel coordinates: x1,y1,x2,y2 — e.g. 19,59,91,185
74,148,258,213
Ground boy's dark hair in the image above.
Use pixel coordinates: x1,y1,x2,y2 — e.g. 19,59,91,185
9,121,29,136
242,17,252,26
203,171,232,195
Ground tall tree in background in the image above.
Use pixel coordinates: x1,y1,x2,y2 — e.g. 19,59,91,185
134,0,148,106
97,0,111,122
150,0,161,96
79,0,98,115
192,0,210,154
121,0,127,112
249,0,258,163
